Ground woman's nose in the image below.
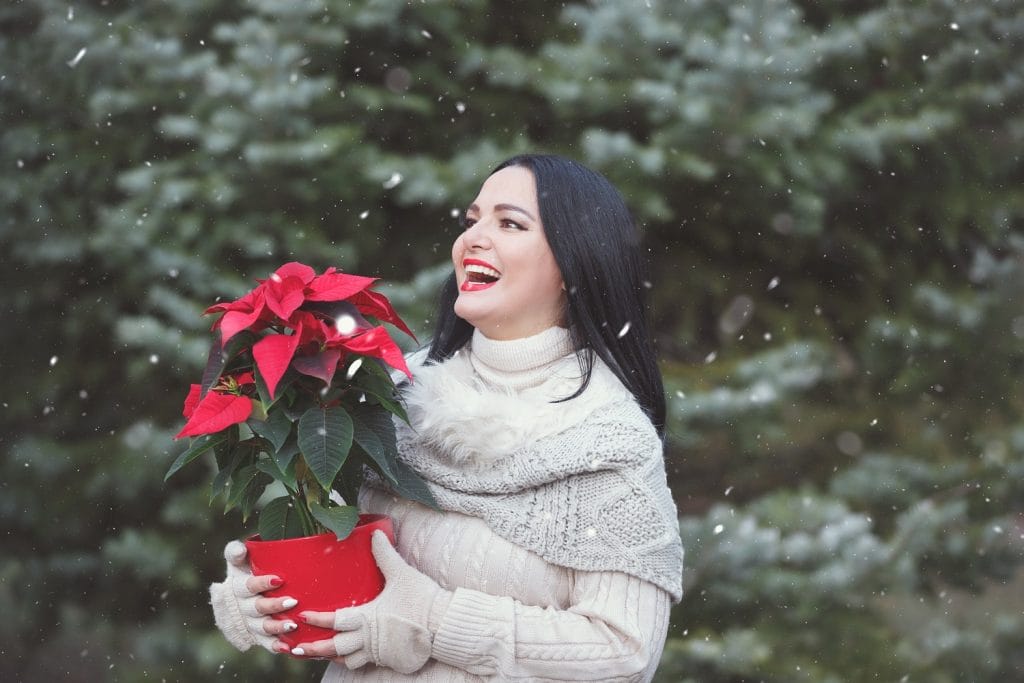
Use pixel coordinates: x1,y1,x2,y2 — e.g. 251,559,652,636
463,218,492,248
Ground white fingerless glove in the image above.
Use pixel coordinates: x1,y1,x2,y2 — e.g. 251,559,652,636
208,540,276,653
332,531,453,674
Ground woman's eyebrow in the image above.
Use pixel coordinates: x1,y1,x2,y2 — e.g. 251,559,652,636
466,203,537,222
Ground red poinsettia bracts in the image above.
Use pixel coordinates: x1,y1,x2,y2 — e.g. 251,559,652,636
175,372,256,438
177,262,414,436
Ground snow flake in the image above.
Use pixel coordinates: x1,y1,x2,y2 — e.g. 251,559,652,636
724,486,734,496
382,172,403,189
359,210,369,219
420,29,432,39
149,354,159,364
950,22,959,30
921,54,929,61
713,524,724,535
335,314,357,336
346,357,363,380
704,351,717,364
455,102,466,114
617,321,631,338
767,276,780,290
67,47,87,68
49,355,59,367
675,390,685,399
585,527,597,538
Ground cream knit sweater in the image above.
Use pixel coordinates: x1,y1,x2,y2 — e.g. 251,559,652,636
319,327,678,682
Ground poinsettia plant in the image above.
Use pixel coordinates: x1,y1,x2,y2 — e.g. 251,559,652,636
166,262,435,540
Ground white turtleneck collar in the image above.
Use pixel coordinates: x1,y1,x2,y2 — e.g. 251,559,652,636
467,326,577,392
401,326,634,465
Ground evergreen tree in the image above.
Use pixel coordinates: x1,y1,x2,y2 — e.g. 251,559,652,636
1,0,1021,680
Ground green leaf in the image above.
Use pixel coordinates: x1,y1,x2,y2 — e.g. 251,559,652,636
350,360,410,423
254,364,298,411
201,331,256,395
274,434,301,475
165,432,228,481
350,405,400,483
298,406,354,491
257,496,305,540
255,456,297,491
225,464,270,522
247,407,293,453
211,437,246,500
391,456,439,511
308,502,359,540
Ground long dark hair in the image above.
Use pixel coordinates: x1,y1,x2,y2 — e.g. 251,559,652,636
426,154,666,437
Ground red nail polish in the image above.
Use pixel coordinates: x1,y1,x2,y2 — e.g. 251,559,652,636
269,577,283,587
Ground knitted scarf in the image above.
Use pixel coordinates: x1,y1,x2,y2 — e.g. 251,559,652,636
365,327,684,602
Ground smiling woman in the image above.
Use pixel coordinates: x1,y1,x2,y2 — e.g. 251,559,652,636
451,165,567,340
208,154,684,682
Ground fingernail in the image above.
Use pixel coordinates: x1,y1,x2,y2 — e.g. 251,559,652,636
282,598,298,609
269,577,283,587
283,621,297,632
291,647,305,656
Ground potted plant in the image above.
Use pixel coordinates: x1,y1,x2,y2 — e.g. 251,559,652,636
166,261,435,647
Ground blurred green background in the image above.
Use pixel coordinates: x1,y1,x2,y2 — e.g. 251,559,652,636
2,0,1023,681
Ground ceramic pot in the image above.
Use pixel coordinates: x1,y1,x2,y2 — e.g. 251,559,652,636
244,514,395,648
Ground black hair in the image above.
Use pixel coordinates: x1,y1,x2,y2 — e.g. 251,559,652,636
426,154,666,437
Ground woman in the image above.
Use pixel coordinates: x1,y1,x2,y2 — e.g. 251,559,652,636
210,154,684,681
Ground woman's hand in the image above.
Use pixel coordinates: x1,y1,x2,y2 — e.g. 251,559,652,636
286,530,452,673
209,540,300,654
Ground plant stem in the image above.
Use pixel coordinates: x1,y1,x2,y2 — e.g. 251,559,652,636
293,477,320,536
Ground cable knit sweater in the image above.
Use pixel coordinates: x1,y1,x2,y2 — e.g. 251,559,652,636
319,327,683,682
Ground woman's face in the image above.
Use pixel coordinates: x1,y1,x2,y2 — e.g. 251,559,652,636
451,165,566,340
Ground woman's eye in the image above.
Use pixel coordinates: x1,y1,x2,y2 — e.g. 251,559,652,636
460,216,477,230
501,219,525,231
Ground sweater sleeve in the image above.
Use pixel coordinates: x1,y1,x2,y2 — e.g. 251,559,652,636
430,570,672,682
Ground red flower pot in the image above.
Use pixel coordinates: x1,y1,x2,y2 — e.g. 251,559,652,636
244,514,395,649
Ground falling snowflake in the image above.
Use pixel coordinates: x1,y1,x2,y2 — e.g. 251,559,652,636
149,354,159,364
335,314,357,336
382,172,403,189
617,321,631,338
49,356,59,367
713,524,724,535
455,102,466,114
67,47,87,67
346,358,363,380
767,276,780,290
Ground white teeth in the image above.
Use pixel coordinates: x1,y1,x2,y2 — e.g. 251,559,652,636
465,264,501,279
